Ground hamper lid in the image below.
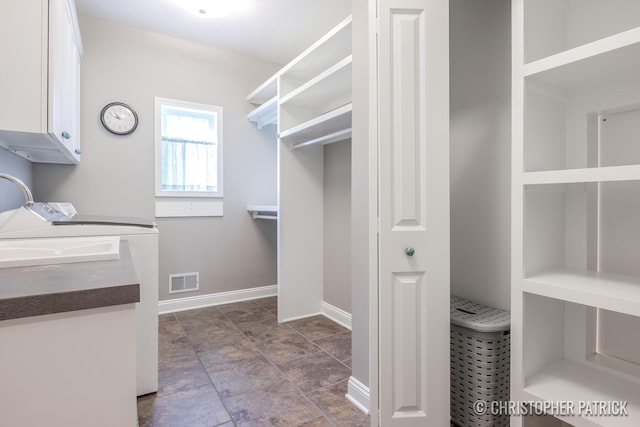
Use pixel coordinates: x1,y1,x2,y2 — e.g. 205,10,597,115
450,295,510,332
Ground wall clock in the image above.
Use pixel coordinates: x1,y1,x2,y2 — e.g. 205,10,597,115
100,102,138,135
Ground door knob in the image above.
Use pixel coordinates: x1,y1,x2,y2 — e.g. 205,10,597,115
405,247,415,256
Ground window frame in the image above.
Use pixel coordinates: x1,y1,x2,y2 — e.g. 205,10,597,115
154,97,224,198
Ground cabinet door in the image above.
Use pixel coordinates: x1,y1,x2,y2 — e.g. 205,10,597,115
49,0,81,162
377,0,450,425
0,1,47,134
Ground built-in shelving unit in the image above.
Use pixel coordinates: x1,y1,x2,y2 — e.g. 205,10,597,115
246,205,278,221
279,103,352,148
246,97,277,129
245,15,352,322
512,1,640,425
247,75,277,129
246,15,352,149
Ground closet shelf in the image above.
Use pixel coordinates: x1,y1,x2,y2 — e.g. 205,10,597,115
247,96,277,129
524,360,640,427
279,15,352,81
246,205,278,220
523,28,640,92
523,269,640,317
247,75,277,105
279,103,352,148
522,165,640,185
280,56,352,108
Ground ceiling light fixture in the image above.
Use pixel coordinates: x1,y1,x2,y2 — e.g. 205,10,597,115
175,0,249,19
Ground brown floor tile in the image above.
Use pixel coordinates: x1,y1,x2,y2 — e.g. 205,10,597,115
196,334,263,368
297,416,334,426
313,331,351,361
158,313,176,324
175,305,225,322
176,307,242,344
158,357,211,397
224,380,322,426
254,296,277,312
158,317,185,340
159,335,197,366
137,383,231,427
324,400,370,427
298,417,335,427
144,301,365,427
306,380,370,425
287,315,349,340
205,355,284,399
218,301,276,325
255,332,321,364
277,351,351,393
305,380,349,413
236,317,296,342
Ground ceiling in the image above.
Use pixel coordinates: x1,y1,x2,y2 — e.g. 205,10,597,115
74,0,352,65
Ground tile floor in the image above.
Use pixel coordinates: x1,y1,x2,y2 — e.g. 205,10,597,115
137,297,370,426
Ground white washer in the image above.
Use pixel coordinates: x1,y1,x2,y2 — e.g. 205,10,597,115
0,204,159,396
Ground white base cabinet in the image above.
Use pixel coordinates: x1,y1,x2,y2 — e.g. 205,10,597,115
512,1,640,426
0,306,137,427
0,0,83,164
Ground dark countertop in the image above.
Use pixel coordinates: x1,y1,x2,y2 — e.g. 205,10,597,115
0,242,140,321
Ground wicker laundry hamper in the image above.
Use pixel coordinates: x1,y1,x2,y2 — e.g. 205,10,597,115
450,296,511,427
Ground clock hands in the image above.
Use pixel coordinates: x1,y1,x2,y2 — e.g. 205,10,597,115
110,111,122,120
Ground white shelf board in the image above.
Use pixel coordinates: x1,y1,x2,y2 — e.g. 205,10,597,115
522,165,640,185
292,128,352,149
280,15,352,81
279,103,352,147
523,28,640,93
247,75,278,105
246,205,278,220
247,96,277,129
522,268,640,317
280,56,352,108
524,360,640,426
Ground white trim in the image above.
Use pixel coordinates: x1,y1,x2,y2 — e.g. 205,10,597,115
278,312,323,323
321,301,352,330
155,200,223,218
346,376,370,415
158,285,276,314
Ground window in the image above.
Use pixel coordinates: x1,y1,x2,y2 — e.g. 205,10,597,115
155,98,223,198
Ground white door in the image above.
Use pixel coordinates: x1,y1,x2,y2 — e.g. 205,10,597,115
377,0,450,425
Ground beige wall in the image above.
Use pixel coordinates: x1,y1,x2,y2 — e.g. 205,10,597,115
34,15,280,301
450,0,511,311
0,150,32,212
323,140,351,312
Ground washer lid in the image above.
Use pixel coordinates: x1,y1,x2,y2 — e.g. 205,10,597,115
53,215,156,228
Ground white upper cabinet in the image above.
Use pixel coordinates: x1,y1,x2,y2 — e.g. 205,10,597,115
0,0,83,164
247,16,352,149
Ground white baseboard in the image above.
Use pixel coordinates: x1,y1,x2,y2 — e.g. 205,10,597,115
158,284,277,314
346,376,370,415
159,288,354,332
321,301,352,330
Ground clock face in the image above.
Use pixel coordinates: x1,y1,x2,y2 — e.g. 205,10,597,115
100,102,138,135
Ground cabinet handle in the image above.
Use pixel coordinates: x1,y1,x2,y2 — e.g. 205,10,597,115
61,131,71,140
74,149,81,155
405,247,415,257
